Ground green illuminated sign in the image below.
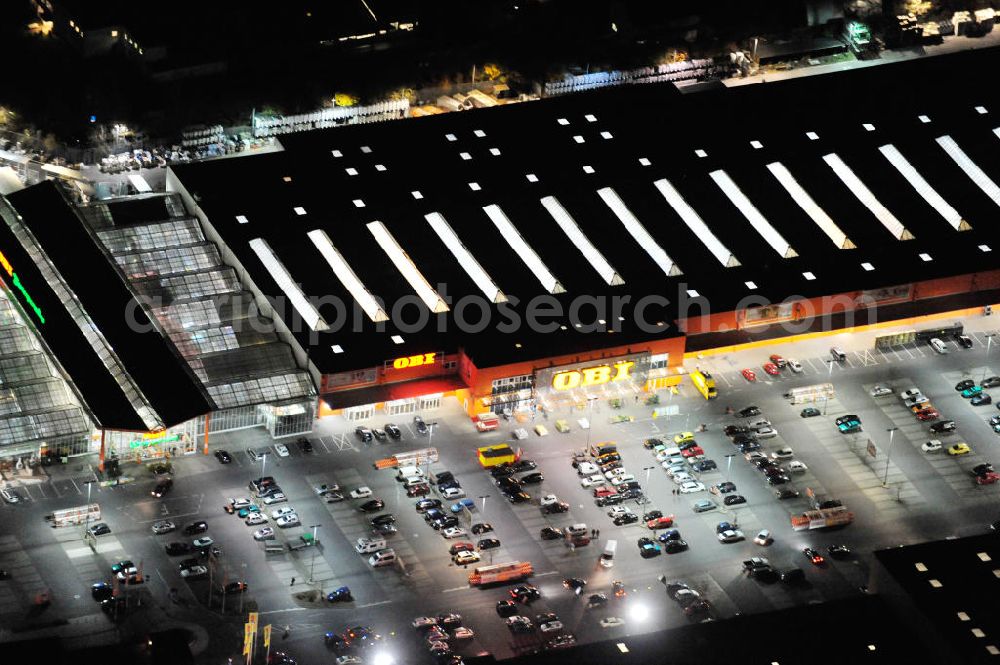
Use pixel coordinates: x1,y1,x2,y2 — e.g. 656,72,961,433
0,249,44,324
128,434,180,449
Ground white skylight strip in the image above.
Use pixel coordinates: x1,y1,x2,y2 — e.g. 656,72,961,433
306,229,389,322
653,178,740,267
366,221,449,313
540,195,624,286
709,169,797,258
937,134,1000,209
248,238,328,331
878,144,967,231
482,204,564,294
596,187,681,277
766,162,853,249
822,153,912,240
424,212,507,303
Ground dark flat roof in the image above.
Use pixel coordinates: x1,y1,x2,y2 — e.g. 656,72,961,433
174,47,1000,375
4,183,211,429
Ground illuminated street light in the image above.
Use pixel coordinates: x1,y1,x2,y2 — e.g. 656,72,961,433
371,651,395,665
628,602,650,622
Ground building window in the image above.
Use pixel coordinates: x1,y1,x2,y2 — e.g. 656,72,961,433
649,353,669,370
443,360,457,370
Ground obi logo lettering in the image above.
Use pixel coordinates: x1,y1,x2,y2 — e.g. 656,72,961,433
392,352,437,370
551,360,634,390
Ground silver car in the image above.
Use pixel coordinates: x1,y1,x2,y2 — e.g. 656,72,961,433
152,520,176,534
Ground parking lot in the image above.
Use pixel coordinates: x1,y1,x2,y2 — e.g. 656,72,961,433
2,318,1000,662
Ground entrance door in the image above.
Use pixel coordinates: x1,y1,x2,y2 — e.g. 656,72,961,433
385,399,416,417
344,404,375,421
418,394,442,411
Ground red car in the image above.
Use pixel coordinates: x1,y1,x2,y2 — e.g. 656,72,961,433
762,363,780,376
449,542,475,555
646,515,675,530
593,486,617,498
741,369,757,382
915,409,940,422
803,547,825,565
680,446,705,458
976,471,999,485
769,354,787,368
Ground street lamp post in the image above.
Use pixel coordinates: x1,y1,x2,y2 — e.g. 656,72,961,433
308,524,321,584
724,454,736,482
642,465,655,486
82,480,94,538
982,334,996,386
882,427,899,487
478,495,490,516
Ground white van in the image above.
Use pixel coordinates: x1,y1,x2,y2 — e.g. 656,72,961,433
830,347,847,362
403,476,427,488
566,523,588,538
929,338,948,354
599,540,617,568
369,549,396,567
396,466,424,481
355,537,387,554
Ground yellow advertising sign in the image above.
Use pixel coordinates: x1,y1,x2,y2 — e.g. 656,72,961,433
243,623,253,655
248,611,259,630
392,352,436,369
551,360,634,391
263,624,271,648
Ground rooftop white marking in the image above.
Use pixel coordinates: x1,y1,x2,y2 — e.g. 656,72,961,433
710,169,797,258
445,133,457,142
597,186,681,277
391,335,404,344
919,253,932,262
236,215,249,224
585,114,597,122
424,211,507,303
331,345,344,353
806,131,819,140
353,199,365,208
331,150,343,157
526,173,539,183
360,145,372,153
918,115,931,124
468,182,482,191
980,244,992,252
460,152,472,160
482,204,564,294
366,221,449,313
489,148,501,156
540,195,624,286
745,281,757,289
938,135,1000,209
473,129,486,138
976,106,988,114
686,290,699,298
249,238,328,331
345,167,358,176
863,123,875,132
582,165,595,174
750,140,763,149
803,271,816,280
638,158,651,166
307,229,389,323
601,131,613,139
861,262,874,271
557,118,569,126
374,164,387,172
879,144,969,231
766,162,854,249
694,149,707,158
653,178,740,267
293,207,307,216
411,191,423,200
573,136,585,144
823,153,913,240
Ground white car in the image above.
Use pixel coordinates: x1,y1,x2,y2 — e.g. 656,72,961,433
442,526,467,539
253,527,275,540
1,487,21,504
245,513,268,525
412,616,438,628
748,419,771,430
580,474,604,487
262,493,287,505
756,427,778,439
271,506,295,519
152,520,176,534
314,483,340,494
607,506,631,517
336,657,363,665
664,464,687,477
274,443,290,457
771,447,794,460
513,428,529,440
229,497,252,509
610,474,636,486
718,529,745,543
539,621,563,633
605,467,629,479
452,627,474,639
678,481,706,494
904,396,929,408
540,494,559,506
600,617,625,628
921,440,943,453
753,529,773,546
576,462,599,476
276,514,300,528
787,359,803,373
899,389,922,402
180,565,208,578
577,418,590,430
787,461,808,473
672,472,694,484
349,487,373,499
442,487,466,499
870,385,893,397
454,551,481,565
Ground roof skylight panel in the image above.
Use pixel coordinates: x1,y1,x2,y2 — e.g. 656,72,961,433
248,238,328,331
540,196,624,286
709,169,797,258
766,162,854,249
822,153,913,240
306,229,389,322
366,221,449,313
938,134,1000,209
878,144,968,231
424,212,507,303
653,178,741,267
596,187,681,277
482,204,564,294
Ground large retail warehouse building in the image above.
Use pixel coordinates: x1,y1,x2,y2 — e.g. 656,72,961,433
2,49,1000,465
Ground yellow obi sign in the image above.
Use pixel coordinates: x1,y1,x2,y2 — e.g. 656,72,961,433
551,360,634,390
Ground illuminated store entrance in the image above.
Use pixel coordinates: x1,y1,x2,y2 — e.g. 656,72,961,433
534,352,652,412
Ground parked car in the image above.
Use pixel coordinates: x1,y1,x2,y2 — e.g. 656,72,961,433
801,407,821,418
